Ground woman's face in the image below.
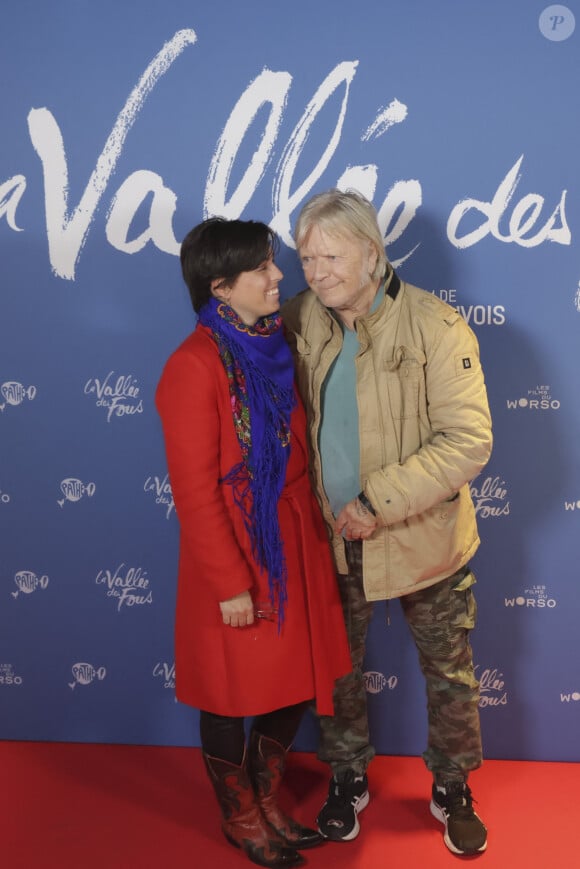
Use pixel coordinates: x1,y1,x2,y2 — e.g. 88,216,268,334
221,256,283,325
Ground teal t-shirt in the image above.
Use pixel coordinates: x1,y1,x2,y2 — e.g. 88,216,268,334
319,286,384,516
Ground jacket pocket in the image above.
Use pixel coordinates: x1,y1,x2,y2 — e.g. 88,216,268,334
388,494,467,582
383,345,426,419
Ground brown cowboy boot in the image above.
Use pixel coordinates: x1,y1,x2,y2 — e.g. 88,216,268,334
202,751,304,867
249,731,324,850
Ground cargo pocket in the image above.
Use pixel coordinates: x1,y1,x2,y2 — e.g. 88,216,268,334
450,568,477,631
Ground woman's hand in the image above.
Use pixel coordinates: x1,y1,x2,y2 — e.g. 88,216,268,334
334,497,379,541
219,590,254,628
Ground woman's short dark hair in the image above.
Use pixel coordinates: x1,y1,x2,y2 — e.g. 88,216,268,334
180,217,279,313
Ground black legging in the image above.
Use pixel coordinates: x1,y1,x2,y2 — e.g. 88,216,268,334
200,700,310,765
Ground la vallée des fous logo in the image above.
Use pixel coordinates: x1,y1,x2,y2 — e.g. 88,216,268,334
95,563,153,611
0,26,572,286
474,665,508,709
84,371,144,423
505,585,557,609
153,661,176,690
144,473,175,519
470,474,510,519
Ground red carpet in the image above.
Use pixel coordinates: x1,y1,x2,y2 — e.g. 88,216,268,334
2,741,577,868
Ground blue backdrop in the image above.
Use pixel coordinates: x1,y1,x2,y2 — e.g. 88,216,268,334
1,1,579,763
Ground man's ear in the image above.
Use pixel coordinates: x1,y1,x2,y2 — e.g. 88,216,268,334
367,243,378,278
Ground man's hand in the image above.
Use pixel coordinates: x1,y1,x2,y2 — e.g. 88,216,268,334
334,497,379,540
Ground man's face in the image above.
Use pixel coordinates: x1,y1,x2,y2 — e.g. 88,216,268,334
298,225,378,314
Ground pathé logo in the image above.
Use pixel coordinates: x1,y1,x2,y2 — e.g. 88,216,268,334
0,381,37,411
363,671,398,694
12,570,49,598
57,478,96,508
84,371,143,422
68,662,106,690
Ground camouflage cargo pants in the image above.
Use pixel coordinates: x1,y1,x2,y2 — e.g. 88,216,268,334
318,541,482,783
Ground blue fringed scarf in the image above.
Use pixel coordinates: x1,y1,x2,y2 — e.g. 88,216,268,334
198,297,296,622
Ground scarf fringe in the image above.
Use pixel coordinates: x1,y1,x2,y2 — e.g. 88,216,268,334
200,299,295,625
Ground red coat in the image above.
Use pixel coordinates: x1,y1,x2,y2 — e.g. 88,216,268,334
156,324,351,717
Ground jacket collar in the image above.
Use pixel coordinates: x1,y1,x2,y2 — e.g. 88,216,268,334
356,267,401,332
305,266,401,334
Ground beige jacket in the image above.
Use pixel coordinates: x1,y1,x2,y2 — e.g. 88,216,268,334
282,270,493,601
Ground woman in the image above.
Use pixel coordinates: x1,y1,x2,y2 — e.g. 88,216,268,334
156,218,351,868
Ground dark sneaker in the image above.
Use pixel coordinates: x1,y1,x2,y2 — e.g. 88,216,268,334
316,770,369,841
430,781,487,855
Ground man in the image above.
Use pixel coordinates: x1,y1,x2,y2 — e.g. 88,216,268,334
282,189,493,856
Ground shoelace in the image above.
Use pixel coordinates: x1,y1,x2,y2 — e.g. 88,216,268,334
329,772,364,804
439,784,477,818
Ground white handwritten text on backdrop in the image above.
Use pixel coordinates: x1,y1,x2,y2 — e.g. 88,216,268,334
0,29,570,280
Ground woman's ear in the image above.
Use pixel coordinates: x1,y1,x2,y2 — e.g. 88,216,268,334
211,278,231,302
